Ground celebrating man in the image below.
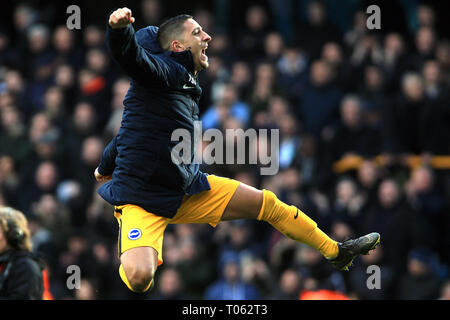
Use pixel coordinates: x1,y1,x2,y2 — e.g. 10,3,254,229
95,7,380,293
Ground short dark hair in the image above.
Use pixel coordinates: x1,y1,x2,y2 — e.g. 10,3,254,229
157,14,193,51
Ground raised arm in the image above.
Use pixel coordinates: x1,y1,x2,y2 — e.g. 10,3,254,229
106,7,167,84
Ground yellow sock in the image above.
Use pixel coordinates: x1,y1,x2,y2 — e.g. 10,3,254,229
257,189,339,259
119,264,154,292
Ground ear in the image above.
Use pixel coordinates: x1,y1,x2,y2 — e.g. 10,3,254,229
170,40,186,52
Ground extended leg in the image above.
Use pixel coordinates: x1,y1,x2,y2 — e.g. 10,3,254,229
221,184,339,259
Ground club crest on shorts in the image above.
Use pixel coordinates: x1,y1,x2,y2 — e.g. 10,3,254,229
127,228,142,240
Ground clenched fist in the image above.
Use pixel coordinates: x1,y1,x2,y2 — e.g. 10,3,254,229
94,167,112,182
109,7,135,29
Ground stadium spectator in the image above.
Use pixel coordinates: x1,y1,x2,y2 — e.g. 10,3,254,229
266,268,302,300
0,206,44,299
151,267,190,300
383,72,432,155
204,252,261,300
326,94,381,161
439,280,450,300
235,5,271,62
395,248,443,300
297,59,342,138
295,0,341,61
362,179,433,277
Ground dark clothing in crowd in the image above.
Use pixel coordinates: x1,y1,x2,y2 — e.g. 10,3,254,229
0,250,44,300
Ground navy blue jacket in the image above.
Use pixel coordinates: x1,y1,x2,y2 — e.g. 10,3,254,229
97,22,210,218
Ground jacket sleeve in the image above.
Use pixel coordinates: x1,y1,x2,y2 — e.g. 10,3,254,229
97,136,118,176
106,20,169,85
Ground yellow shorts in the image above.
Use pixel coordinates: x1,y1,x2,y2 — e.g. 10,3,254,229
114,174,240,266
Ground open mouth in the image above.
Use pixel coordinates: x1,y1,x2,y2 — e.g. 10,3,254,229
201,45,208,61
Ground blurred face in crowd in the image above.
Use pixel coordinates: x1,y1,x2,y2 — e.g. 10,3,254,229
29,113,51,143
179,239,197,261
364,65,383,90
358,161,378,188
35,161,58,191
402,74,424,101
279,114,297,137
0,33,8,51
68,235,87,255
159,269,182,296
14,5,35,31
44,86,64,113
280,270,301,295
224,261,240,283
81,137,103,166
246,5,267,31
53,26,74,53
73,102,96,132
352,11,366,32
86,48,109,73
416,27,435,54
408,257,428,277
28,25,49,53
75,279,96,300
436,42,450,66
231,61,251,86
34,194,59,222
230,223,250,249
336,179,357,204
0,156,15,178
422,60,440,85
265,32,284,58
340,96,362,129
112,78,130,109
282,167,301,190
322,42,343,65
410,167,434,193
221,84,238,105
441,282,450,300
310,60,332,87
378,180,400,208
269,96,288,121
4,70,25,93
84,25,104,48
255,62,275,84
55,65,75,88
141,0,162,25
308,1,326,26
301,245,322,265
1,106,21,132
417,5,435,28
384,33,404,55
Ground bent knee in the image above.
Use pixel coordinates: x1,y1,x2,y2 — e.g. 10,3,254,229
123,264,155,292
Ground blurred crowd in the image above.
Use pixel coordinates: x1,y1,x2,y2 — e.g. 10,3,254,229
0,0,449,300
